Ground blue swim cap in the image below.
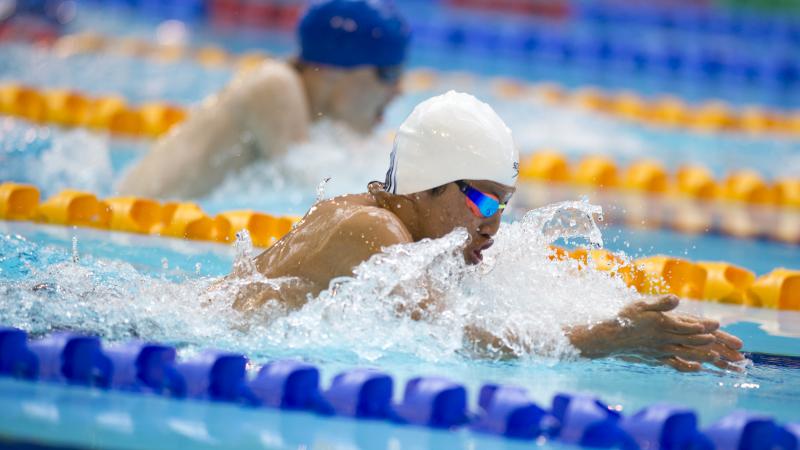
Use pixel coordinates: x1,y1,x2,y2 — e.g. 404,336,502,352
299,0,410,68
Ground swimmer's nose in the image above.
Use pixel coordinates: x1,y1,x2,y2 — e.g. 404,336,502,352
478,214,502,237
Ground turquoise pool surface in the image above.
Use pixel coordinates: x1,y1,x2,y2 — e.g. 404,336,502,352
1,3,800,449
1,221,799,424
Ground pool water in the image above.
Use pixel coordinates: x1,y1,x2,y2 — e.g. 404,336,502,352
1,2,800,449
1,219,799,427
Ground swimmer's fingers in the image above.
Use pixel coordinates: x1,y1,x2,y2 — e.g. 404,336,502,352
661,356,702,372
640,294,680,312
660,314,707,335
714,330,744,351
668,332,716,346
710,340,745,363
667,314,720,334
697,317,720,333
711,358,745,373
662,344,720,364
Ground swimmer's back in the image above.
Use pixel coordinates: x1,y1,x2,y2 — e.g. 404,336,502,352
117,59,310,199
254,194,412,295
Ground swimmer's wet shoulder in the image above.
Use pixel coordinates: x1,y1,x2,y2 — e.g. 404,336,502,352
253,193,411,296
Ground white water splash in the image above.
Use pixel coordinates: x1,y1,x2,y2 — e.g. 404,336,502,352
201,120,390,213
316,177,332,202
253,200,633,362
31,129,114,195
1,201,637,364
71,236,80,264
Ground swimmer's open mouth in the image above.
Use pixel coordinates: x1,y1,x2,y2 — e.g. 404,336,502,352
472,240,494,262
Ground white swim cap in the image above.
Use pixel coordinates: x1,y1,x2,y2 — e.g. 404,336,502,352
384,91,519,195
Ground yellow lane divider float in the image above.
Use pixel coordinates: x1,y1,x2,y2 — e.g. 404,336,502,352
52,32,271,73
517,150,800,244
45,32,800,137
0,182,299,247
1,84,798,242
1,80,797,213
553,247,799,311
519,149,800,210
496,81,800,137
0,83,186,138
1,181,797,311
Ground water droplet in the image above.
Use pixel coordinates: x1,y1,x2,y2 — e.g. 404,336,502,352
71,236,79,263
316,177,332,202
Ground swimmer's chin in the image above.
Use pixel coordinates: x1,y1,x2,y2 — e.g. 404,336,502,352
465,240,493,265
467,249,483,265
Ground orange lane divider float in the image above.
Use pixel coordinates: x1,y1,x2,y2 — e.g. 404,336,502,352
1,182,797,311
518,149,800,210
517,156,800,244
0,182,300,247
550,246,799,311
49,32,800,138
52,32,271,74
512,82,800,137
0,183,40,220
0,83,187,138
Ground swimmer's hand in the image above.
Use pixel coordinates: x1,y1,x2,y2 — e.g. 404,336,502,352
569,294,744,372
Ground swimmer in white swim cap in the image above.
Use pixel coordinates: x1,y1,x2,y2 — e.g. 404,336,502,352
220,91,743,372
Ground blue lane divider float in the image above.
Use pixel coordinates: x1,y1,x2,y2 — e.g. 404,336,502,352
0,326,799,450
0,328,38,379
551,393,625,447
324,368,394,419
249,359,321,410
394,376,469,428
577,2,800,45
173,350,249,401
705,411,780,450
70,0,799,88
620,404,707,450
105,341,179,393
411,21,799,87
471,384,551,439
27,333,113,387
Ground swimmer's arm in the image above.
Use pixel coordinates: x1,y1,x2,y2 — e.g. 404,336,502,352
463,295,744,371
566,295,744,372
237,63,309,160
229,277,315,313
117,88,251,198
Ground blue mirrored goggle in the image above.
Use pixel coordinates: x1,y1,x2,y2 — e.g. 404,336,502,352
455,181,507,218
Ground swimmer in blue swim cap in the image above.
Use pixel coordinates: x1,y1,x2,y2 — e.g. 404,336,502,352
220,92,744,373
119,0,410,198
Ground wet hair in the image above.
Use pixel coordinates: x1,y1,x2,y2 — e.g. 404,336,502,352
369,180,450,197
429,184,449,196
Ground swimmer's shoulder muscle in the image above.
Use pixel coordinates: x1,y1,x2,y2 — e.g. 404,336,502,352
232,60,310,157
334,205,412,250
314,203,412,280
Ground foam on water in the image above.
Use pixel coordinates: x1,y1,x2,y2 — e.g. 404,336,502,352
0,118,114,196
0,199,637,365
200,120,392,214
